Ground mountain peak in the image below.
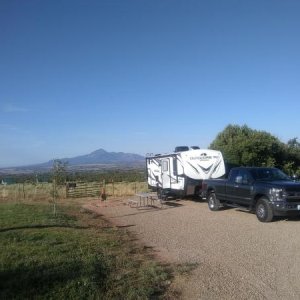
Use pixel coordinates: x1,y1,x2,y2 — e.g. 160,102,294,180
89,148,107,156
0,149,145,174
65,148,144,165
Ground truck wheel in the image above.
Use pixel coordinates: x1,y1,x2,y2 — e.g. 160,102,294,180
208,192,220,211
256,198,273,222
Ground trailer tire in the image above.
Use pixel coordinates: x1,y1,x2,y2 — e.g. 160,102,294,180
256,198,273,222
208,192,220,211
157,188,162,199
157,188,167,200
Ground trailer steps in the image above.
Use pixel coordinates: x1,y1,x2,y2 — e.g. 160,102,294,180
128,192,164,208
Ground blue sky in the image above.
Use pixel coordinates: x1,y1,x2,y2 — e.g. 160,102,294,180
1,0,300,167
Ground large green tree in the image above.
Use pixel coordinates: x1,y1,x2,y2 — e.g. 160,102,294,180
209,124,285,168
283,138,300,176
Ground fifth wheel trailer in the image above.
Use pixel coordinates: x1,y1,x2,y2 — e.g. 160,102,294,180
146,146,225,199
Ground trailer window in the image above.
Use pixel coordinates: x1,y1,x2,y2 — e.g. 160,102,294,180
162,161,168,172
173,158,177,175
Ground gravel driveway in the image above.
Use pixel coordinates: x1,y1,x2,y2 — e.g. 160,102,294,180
84,198,300,299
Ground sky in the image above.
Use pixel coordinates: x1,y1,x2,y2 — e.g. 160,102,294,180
1,0,300,167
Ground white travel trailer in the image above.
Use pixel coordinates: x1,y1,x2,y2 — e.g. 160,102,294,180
146,146,225,199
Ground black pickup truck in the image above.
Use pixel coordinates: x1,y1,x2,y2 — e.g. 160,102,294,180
202,167,300,222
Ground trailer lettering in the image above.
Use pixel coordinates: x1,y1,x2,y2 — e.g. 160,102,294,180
190,156,212,160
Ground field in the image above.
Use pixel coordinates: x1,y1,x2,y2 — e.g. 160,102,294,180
0,181,177,299
0,181,149,202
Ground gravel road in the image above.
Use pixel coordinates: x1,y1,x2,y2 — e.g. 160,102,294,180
84,198,300,299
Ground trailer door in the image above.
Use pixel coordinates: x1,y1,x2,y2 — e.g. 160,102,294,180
161,158,171,189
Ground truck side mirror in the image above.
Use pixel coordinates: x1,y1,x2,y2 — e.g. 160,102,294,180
235,176,243,184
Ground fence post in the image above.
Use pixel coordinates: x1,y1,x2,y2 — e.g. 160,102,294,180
112,179,114,196
52,179,56,216
101,179,106,201
22,182,25,201
65,182,68,198
18,184,21,202
99,179,102,199
34,183,37,200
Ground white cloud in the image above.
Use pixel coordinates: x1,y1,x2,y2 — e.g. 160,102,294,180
133,131,147,135
0,123,19,131
0,123,31,134
2,103,29,113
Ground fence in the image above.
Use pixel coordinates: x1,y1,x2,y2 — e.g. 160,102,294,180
0,180,148,202
0,182,65,202
66,181,103,198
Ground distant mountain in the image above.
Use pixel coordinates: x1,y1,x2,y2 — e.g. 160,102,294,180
0,149,145,174
42,148,145,166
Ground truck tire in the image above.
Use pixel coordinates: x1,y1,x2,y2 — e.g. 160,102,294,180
256,198,273,222
208,192,220,211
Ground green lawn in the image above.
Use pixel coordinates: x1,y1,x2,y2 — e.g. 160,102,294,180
0,202,170,299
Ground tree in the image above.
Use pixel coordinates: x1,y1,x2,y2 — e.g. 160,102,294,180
209,124,285,167
284,138,300,176
52,159,68,185
287,138,300,149
51,159,68,215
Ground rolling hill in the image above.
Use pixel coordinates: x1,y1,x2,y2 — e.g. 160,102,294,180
0,149,145,174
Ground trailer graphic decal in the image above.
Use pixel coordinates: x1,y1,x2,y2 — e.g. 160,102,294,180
198,164,213,174
187,162,200,174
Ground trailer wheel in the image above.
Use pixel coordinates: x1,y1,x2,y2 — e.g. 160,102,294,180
208,192,220,211
157,188,162,199
157,188,166,200
256,198,273,222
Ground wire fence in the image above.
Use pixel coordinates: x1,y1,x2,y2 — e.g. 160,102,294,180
0,180,149,202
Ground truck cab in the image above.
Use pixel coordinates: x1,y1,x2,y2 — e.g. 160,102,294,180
203,167,300,222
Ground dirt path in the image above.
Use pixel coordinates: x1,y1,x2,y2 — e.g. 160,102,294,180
83,198,300,299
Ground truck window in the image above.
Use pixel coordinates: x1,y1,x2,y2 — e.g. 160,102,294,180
239,170,250,184
249,168,289,181
229,169,239,182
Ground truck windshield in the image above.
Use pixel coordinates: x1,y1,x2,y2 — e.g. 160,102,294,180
249,168,290,181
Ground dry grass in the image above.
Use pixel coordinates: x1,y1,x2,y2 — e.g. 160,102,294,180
0,183,64,202
106,181,148,197
0,181,149,202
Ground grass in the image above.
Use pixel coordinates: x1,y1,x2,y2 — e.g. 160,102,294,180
0,181,149,202
0,201,171,299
